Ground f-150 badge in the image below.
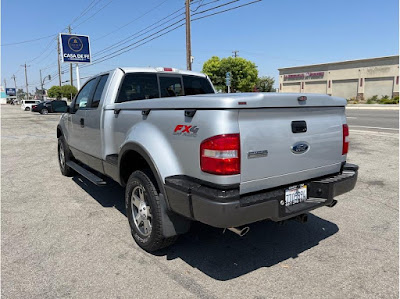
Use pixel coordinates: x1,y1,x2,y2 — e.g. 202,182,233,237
173,125,199,137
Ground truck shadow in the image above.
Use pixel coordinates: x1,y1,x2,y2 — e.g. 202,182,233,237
72,176,339,281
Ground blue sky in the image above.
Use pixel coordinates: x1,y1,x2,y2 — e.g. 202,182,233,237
1,0,399,92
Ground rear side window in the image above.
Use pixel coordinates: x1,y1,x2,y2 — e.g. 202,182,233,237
183,75,214,95
26,100,36,104
159,76,183,98
117,73,159,103
92,74,109,108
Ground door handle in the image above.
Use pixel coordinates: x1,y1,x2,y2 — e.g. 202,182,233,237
80,118,85,128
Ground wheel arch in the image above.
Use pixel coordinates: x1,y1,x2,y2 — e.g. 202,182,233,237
119,142,165,197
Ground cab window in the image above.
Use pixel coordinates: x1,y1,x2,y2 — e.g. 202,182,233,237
182,75,214,95
116,73,159,103
91,74,109,108
159,76,183,98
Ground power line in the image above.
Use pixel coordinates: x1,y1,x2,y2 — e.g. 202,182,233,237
87,18,186,65
87,0,262,68
81,0,262,69
74,0,116,29
1,34,56,46
93,0,171,42
70,0,102,26
93,7,185,56
192,0,261,21
82,22,186,68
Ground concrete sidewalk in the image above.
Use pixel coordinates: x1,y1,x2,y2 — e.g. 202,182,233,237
347,104,399,110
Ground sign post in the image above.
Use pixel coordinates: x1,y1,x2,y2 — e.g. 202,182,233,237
59,34,91,90
226,72,231,93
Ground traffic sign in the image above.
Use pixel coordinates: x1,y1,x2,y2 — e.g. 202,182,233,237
226,72,231,86
60,33,91,64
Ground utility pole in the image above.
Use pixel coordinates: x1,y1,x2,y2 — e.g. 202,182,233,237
185,0,192,71
12,75,17,100
3,78,7,90
68,25,74,87
57,36,62,86
232,50,239,58
21,63,30,100
40,70,44,100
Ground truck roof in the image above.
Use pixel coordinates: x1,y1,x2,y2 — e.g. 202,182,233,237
119,67,207,78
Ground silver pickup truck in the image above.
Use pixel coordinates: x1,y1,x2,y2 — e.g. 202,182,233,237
57,67,358,252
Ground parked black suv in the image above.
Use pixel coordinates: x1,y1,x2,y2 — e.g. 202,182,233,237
32,100,68,114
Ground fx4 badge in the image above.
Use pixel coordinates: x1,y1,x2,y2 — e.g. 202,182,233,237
173,125,199,137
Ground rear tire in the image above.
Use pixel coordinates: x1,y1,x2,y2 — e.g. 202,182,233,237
41,108,48,114
58,136,75,177
25,107,30,111
126,170,177,252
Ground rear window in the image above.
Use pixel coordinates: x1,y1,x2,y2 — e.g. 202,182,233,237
117,73,159,103
159,76,183,98
116,72,214,103
183,75,214,95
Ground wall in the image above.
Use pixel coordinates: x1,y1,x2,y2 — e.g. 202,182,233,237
278,56,399,100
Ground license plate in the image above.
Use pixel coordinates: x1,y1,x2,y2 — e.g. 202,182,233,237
285,184,307,207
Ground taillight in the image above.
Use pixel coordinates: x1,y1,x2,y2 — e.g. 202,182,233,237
200,134,240,175
342,124,349,155
32,105,36,109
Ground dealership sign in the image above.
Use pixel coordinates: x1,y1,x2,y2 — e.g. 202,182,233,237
5,88,16,96
284,72,324,81
60,34,91,64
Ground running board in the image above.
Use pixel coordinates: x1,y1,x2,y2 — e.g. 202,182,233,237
66,161,106,186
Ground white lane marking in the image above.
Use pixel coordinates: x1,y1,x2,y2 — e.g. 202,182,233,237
350,130,399,136
350,125,399,131
346,117,357,119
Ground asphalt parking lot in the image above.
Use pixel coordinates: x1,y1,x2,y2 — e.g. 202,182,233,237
2,104,398,298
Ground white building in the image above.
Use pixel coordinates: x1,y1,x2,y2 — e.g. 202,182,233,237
278,55,399,100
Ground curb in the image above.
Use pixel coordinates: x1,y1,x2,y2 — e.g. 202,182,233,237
346,105,399,110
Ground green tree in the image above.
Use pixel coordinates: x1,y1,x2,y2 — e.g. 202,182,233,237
61,85,78,100
256,76,275,92
47,86,62,99
202,56,258,92
17,88,26,100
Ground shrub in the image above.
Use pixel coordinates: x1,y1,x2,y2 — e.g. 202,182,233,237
366,95,379,104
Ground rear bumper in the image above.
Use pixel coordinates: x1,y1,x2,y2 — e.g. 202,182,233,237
164,163,358,228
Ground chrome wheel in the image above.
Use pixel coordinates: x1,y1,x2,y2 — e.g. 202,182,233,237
59,142,65,169
131,185,152,237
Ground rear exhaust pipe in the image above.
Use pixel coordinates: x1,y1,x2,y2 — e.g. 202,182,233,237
224,226,250,237
293,213,308,223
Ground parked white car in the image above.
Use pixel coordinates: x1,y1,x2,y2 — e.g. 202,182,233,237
21,100,41,111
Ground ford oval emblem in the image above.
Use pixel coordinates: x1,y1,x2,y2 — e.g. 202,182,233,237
291,142,310,154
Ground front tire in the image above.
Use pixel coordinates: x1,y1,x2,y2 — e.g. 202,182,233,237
41,108,48,114
58,136,75,177
126,170,177,252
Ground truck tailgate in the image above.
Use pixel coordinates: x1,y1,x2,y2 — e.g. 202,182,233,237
239,107,345,194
